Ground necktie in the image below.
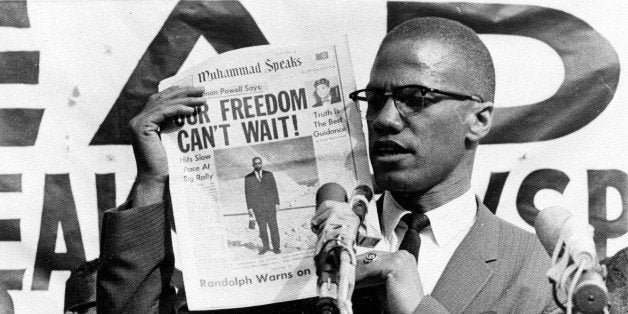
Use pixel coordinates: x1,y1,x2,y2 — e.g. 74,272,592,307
398,213,430,261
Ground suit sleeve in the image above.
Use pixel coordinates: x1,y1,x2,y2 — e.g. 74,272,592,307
268,172,280,205
244,175,253,210
97,202,176,314
414,296,450,313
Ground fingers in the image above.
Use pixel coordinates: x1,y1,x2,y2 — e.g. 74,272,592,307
159,96,207,109
355,251,391,288
139,92,207,127
160,104,197,118
310,200,360,241
311,200,355,226
355,250,416,283
311,200,336,226
311,200,361,255
154,85,204,100
355,250,424,313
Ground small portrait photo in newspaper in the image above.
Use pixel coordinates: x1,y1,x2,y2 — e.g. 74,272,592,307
311,77,341,108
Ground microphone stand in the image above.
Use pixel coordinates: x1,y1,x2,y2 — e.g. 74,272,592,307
548,234,609,314
315,234,356,314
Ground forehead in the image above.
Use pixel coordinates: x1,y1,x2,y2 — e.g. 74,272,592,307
369,39,473,93
253,158,262,163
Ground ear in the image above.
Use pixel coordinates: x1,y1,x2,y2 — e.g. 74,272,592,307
465,101,494,143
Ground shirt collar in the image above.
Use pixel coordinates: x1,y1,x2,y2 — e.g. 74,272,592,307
381,189,477,247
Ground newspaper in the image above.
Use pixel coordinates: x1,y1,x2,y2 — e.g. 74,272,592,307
159,39,372,310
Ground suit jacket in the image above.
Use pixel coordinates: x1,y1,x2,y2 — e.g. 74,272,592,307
412,202,557,313
244,170,279,215
97,199,557,313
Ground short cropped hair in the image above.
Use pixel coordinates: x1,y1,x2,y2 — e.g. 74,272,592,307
380,17,495,102
314,78,330,88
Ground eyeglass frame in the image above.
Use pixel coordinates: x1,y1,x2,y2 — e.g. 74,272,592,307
348,84,484,118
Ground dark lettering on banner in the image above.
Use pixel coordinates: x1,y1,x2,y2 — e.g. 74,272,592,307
32,174,86,290
387,2,620,144
0,0,43,146
0,51,39,84
0,174,21,192
0,1,38,85
0,269,25,312
90,0,268,145
588,170,628,259
0,109,44,146
96,173,116,233
516,169,570,226
0,1,30,28
0,270,25,290
0,220,20,242
0,172,23,309
483,172,510,214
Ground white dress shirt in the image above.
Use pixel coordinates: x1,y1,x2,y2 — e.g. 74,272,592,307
377,189,477,295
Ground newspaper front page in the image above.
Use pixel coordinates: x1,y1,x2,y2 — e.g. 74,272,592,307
159,39,371,310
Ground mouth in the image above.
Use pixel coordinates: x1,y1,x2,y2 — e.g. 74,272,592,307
372,140,412,161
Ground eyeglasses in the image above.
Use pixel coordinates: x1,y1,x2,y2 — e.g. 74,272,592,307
349,84,483,118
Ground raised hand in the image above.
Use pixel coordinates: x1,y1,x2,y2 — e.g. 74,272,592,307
128,86,205,206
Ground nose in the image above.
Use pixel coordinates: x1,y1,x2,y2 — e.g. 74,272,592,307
369,97,404,134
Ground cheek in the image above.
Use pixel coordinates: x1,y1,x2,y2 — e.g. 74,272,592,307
411,115,465,157
367,122,376,145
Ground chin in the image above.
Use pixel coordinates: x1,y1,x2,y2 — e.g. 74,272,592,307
373,170,425,193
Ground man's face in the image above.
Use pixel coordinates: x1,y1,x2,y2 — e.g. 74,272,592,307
367,39,474,193
315,84,330,99
253,158,263,171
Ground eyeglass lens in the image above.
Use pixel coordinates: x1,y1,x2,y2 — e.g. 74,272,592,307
363,86,427,118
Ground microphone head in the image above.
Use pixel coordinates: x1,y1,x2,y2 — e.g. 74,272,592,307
534,206,572,255
315,182,347,210
352,185,374,202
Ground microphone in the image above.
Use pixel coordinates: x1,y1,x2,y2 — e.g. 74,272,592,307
350,184,373,222
316,182,348,208
350,185,379,248
534,206,608,314
313,183,374,314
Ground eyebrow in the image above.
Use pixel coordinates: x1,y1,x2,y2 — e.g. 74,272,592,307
365,83,386,90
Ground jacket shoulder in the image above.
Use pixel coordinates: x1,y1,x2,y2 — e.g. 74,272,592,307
495,216,549,262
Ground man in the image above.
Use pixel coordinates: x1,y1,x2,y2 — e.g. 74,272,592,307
312,78,341,107
244,157,281,254
98,17,556,313
314,17,556,313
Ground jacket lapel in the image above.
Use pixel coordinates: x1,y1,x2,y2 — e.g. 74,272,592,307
430,201,500,312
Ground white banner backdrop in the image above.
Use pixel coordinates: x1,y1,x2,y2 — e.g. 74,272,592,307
0,0,626,312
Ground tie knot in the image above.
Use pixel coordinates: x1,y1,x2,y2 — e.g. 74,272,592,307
402,213,430,232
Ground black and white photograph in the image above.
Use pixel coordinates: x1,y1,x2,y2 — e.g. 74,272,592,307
214,137,320,258
0,1,626,313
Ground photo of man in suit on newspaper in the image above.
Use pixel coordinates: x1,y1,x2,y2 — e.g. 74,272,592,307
245,157,281,255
